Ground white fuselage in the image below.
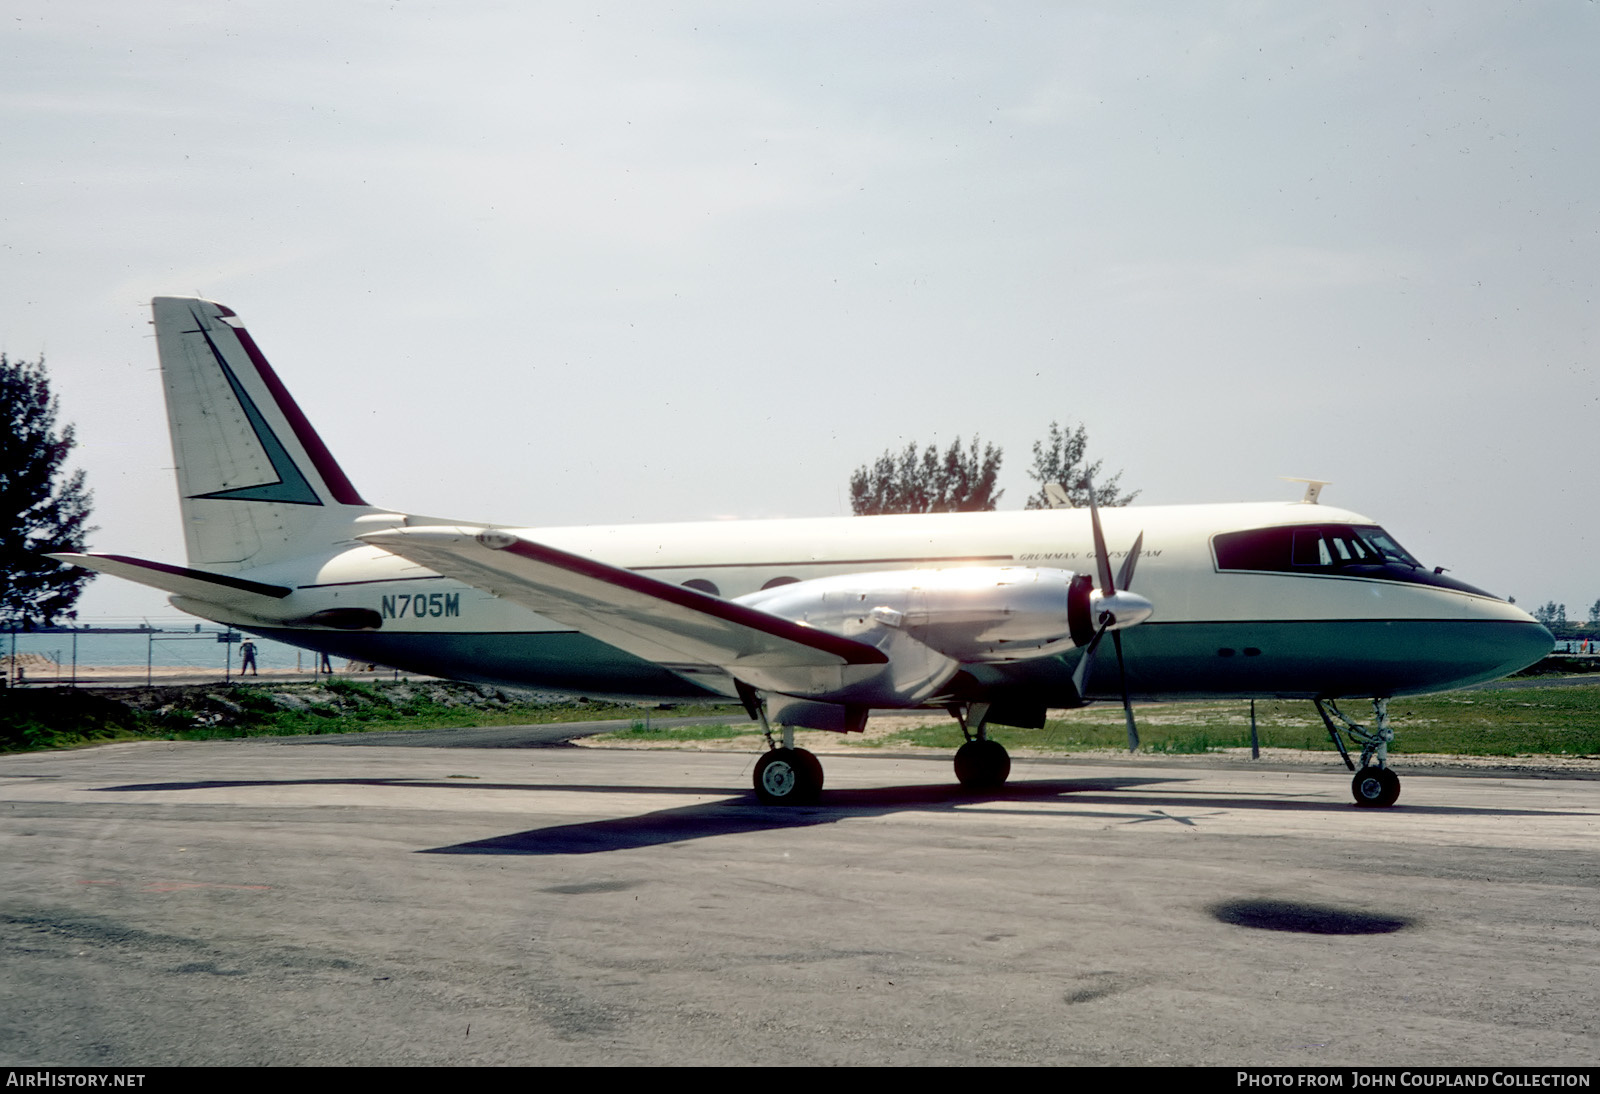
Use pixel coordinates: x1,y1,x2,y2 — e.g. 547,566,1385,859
172,501,1546,704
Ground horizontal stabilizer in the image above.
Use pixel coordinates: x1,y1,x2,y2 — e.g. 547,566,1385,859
47,553,292,602
359,527,888,673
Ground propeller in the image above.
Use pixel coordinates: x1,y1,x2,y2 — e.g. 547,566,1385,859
1068,478,1153,751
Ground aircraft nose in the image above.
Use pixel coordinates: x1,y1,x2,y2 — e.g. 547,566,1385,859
1391,599,1555,694
1504,620,1556,674
1468,606,1554,683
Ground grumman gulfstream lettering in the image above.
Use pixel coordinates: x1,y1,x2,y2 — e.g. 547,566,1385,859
53,298,1553,807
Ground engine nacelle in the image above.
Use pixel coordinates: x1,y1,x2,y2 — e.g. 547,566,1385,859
731,567,1094,707
741,566,1092,662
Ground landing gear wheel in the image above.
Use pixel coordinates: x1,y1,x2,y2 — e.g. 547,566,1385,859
754,747,823,805
794,748,824,796
954,739,1011,790
1351,766,1400,808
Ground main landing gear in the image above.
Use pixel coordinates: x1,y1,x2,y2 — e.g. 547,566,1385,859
744,689,823,805
951,702,1010,790
753,745,823,805
742,691,1014,804
1314,697,1402,808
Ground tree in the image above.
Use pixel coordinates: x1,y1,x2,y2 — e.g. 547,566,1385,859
1589,599,1599,628
1,355,94,629
849,436,1003,515
1532,602,1567,628
1023,421,1139,509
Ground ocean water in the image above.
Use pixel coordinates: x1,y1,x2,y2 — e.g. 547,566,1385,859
2,629,328,673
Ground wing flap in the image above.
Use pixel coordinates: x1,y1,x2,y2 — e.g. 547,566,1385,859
359,528,888,673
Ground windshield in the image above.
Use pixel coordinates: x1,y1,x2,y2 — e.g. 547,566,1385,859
1216,523,1422,574
1210,522,1494,597
1355,526,1421,567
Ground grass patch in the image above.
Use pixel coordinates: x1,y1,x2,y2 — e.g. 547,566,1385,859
594,720,762,743
0,689,147,752
8,680,1595,759
1381,688,1600,756
860,685,1600,758
1144,731,1230,755
0,681,739,753
860,713,1324,754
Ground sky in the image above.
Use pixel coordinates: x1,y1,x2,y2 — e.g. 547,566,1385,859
3,1,1596,624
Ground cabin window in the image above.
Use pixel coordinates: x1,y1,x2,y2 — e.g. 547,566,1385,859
761,576,800,590
681,579,720,597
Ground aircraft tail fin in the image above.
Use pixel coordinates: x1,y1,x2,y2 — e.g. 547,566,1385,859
152,297,377,570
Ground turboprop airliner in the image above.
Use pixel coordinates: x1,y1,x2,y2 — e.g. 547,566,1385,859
53,298,1553,808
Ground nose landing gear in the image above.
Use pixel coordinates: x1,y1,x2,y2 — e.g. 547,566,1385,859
1315,697,1402,808
1351,765,1401,808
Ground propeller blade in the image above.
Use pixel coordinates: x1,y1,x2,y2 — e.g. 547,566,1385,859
1113,629,1139,751
1071,620,1109,697
1077,480,1144,749
1085,476,1115,593
1116,531,1144,592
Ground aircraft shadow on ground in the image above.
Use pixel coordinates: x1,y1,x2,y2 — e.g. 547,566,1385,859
95,778,737,796
419,777,1590,855
94,775,1590,856
421,777,1175,855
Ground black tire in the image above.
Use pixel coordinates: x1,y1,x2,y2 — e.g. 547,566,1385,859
754,748,822,805
793,748,824,795
1352,766,1401,808
954,739,1011,790
1376,767,1401,807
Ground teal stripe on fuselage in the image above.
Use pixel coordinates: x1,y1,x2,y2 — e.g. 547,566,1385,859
1080,619,1553,700
249,628,722,699
250,618,1551,704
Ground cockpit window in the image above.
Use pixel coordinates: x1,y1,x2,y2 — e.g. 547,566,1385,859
1212,523,1492,597
1357,527,1421,567
1216,524,1420,574
1301,529,1376,565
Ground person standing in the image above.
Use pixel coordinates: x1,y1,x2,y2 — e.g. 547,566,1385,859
239,637,258,675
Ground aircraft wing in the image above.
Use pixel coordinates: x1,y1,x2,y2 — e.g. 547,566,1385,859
358,527,889,674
